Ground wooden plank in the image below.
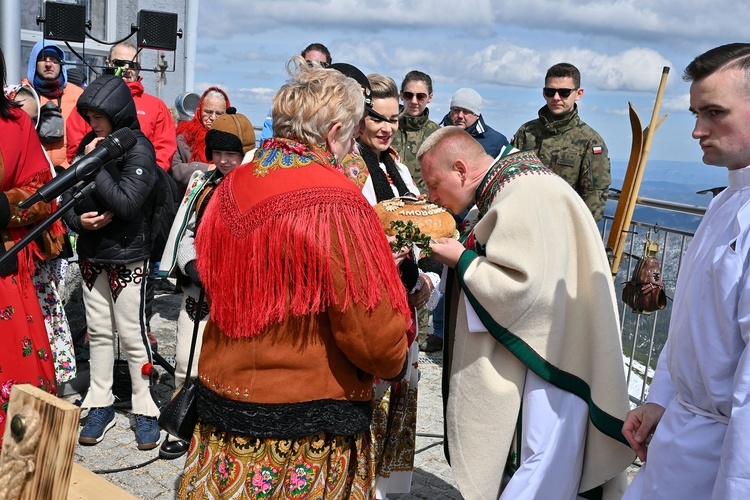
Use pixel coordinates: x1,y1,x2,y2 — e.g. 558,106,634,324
0,384,80,500
607,67,670,278
606,101,644,276
67,463,137,500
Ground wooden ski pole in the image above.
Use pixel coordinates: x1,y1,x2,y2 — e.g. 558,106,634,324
608,66,670,278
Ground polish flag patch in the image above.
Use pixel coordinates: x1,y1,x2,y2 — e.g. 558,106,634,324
592,146,603,155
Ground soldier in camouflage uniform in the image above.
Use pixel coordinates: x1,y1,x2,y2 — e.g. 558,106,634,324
512,63,610,222
391,70,440,193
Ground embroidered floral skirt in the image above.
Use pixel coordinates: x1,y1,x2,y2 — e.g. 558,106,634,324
178,420,376,499
33,259,76,384
371,342,418,494
0,274,57,441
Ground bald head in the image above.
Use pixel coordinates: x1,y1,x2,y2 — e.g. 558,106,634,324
107,43,140,82
417,127,493,214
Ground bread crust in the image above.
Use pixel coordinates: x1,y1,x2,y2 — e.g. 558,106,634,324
373,198,456,239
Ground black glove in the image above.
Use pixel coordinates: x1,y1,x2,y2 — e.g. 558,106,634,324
0,193,18,276
399,258,419,292
418,256,443,275
184,260,203,288
0,192,10,229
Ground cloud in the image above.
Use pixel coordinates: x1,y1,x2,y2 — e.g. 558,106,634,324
492,1,747,46
603,107,630,116
452,44,672,92
236,87,276,99
200,0,746,47
231,50,266,62
200,0,494,37
662,93,691,113
561,48,672,91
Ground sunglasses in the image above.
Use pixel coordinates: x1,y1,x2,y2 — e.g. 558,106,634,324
306,60,330,68
402,91,428,101
111,59,141,71
543,87,577,98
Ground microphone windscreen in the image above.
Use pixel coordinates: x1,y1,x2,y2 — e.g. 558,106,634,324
101,127,138,158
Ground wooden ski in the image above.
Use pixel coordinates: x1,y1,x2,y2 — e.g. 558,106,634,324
607,66,670,278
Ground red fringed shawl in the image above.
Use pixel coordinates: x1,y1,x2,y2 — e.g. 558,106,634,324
175,86,230,164
194,145,410,339
1,109,64,282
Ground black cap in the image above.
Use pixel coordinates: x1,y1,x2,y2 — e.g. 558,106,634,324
328,62,373,108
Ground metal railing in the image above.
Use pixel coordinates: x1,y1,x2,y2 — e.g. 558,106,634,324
600,192,707,406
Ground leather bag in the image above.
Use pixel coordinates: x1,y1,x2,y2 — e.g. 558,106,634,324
158,377,198,442
158,288,204,441
622,255,667,313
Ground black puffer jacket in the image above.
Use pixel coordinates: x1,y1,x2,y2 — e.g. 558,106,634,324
63,75,157,264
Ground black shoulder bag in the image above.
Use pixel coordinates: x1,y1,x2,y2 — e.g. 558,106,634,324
157,287,204,442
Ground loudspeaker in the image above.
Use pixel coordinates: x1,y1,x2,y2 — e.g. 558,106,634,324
137,10,179,52
175,92,200,121
43,1,86,43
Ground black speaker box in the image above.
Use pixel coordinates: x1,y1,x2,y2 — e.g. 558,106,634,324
137,10,179,52
44,1,86,43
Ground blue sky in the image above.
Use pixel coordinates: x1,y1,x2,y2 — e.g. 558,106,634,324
193,0,747,184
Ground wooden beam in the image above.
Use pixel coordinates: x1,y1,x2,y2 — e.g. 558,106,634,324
0,384,80,500
67,463,137,499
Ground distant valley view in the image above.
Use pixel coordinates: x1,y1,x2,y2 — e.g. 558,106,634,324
605,158,728,232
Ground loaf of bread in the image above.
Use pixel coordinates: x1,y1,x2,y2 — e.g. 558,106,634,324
373,198,457,239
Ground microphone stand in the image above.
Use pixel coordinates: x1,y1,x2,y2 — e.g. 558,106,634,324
0,181,95,271
0,179,177,377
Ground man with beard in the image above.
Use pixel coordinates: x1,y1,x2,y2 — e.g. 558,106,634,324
23,41,84,168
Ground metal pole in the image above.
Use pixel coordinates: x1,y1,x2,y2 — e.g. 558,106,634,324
0,0,22,83
184,0,199,92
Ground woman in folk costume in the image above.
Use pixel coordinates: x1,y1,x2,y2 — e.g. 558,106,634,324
178,58,410,499
158,107,256,460
348,72,439,499
171,86,230,195
0,47,59,441
4,83,76,387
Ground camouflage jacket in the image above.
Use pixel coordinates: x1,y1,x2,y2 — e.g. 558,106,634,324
512,105,610,221
391,108,439,194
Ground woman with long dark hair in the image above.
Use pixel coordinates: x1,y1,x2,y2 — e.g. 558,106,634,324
0,45,58,441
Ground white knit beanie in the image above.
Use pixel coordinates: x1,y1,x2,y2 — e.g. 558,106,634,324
450,88,482,115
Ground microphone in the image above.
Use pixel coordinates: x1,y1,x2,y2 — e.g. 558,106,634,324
19,128,138,209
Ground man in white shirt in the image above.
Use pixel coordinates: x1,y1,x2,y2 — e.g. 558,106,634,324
622,43,750,499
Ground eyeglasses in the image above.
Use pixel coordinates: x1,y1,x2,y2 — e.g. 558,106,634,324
306,60,329,68
543,87,577,98
110,59,141,71
402,91,428,101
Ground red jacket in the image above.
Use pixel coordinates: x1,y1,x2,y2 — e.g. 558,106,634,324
66,79,176,171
